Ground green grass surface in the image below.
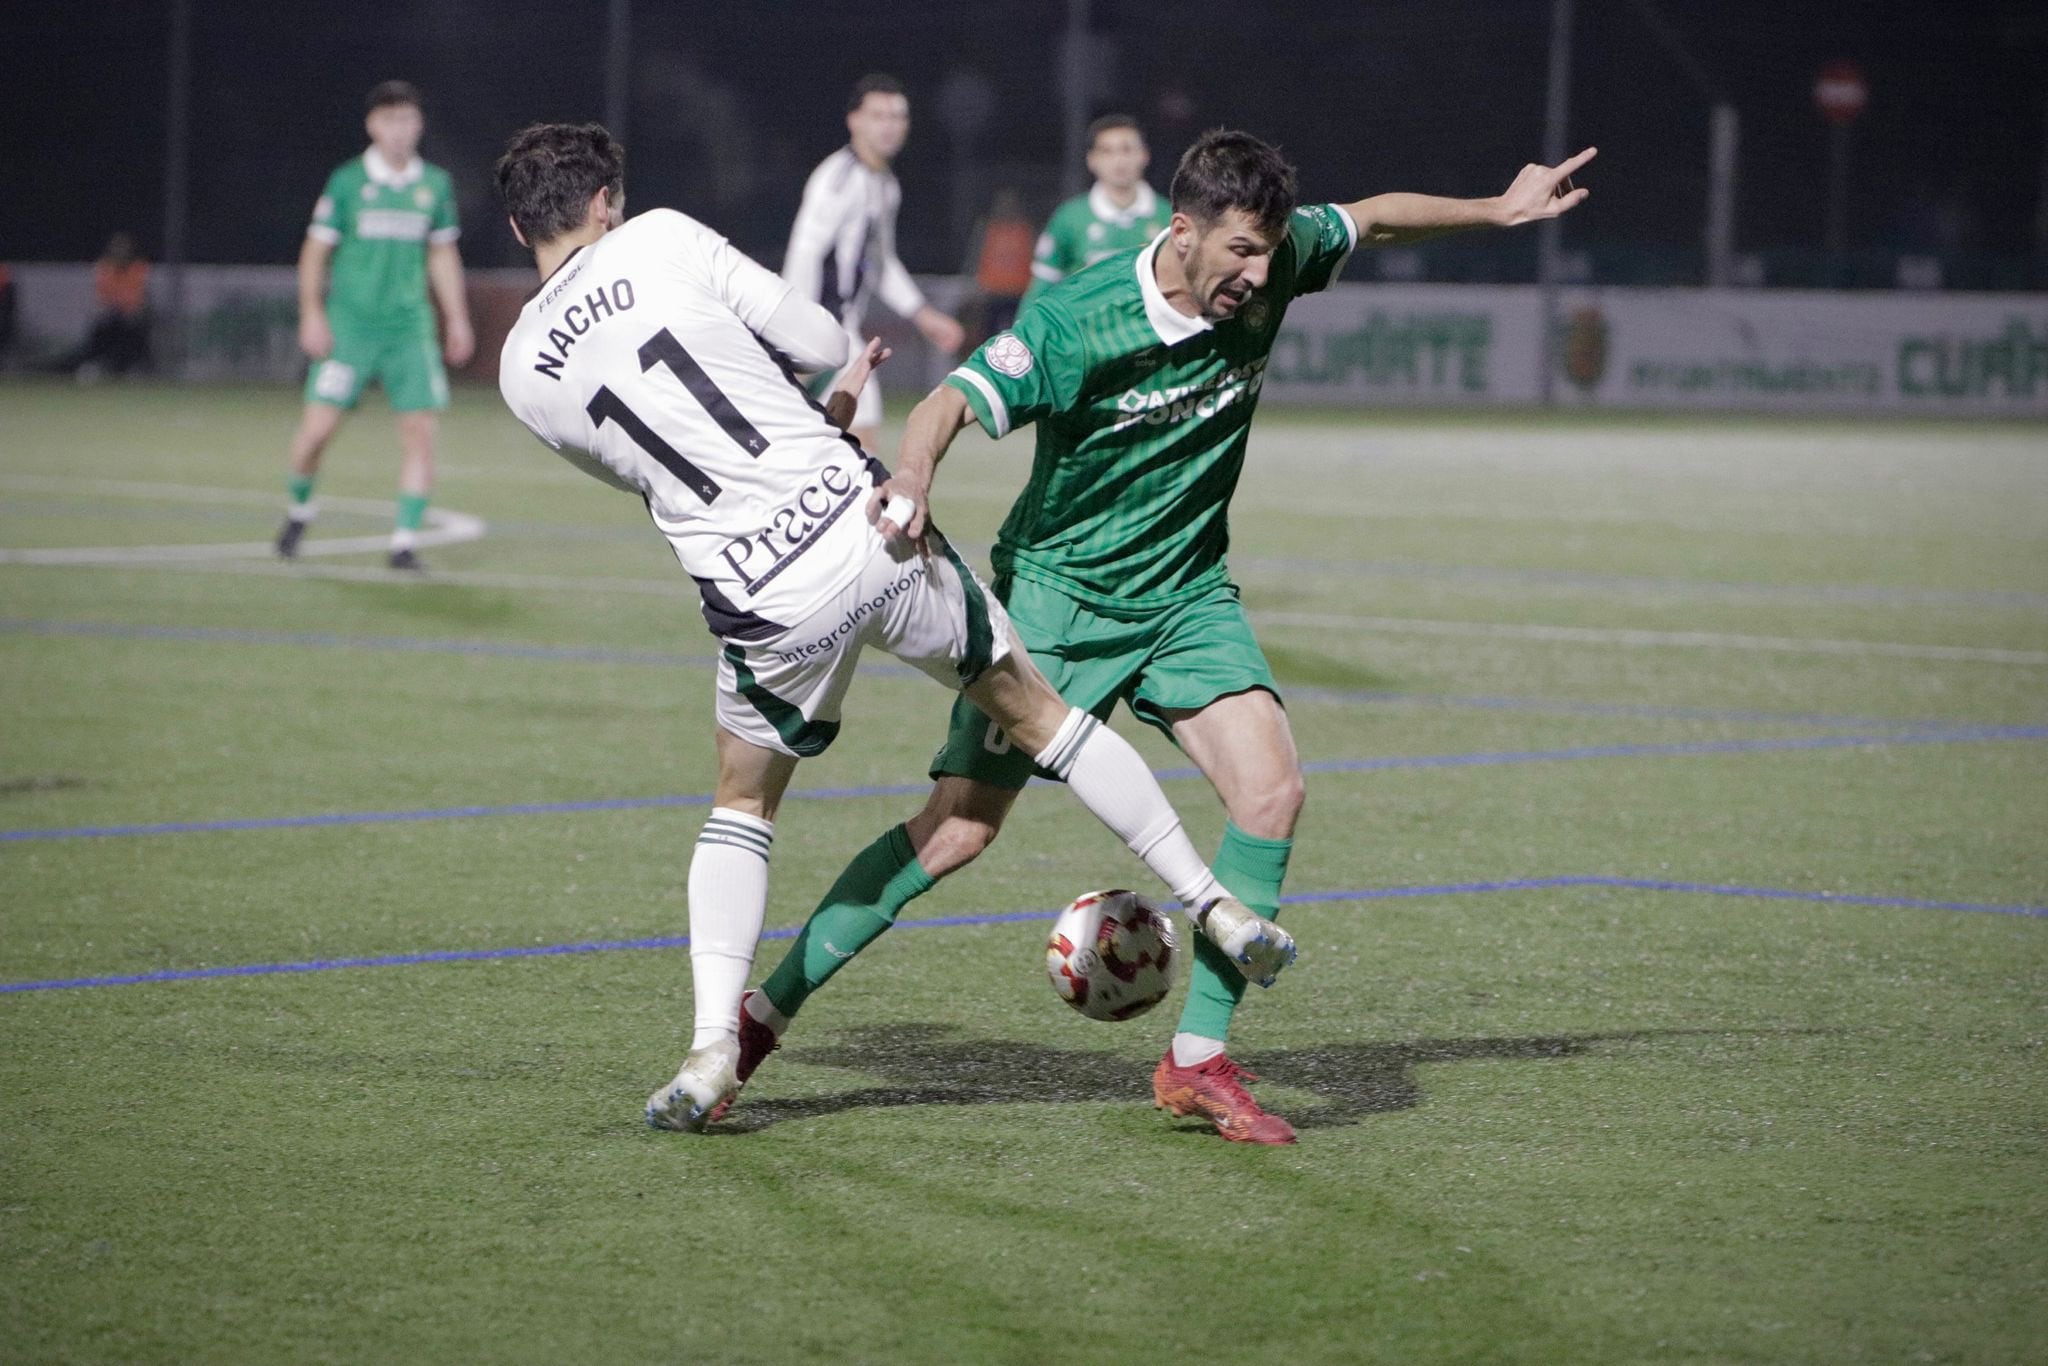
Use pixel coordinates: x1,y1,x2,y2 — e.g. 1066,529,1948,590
2,379,2045,1364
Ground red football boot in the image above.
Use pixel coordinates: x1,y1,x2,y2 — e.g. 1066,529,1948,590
1152,1050,1298,1144
706,990,780,1123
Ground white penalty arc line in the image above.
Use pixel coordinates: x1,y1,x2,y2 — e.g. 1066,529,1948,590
0,477,486,565
1254,612,2048,666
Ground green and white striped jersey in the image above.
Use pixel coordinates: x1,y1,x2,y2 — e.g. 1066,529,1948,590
945,202,1357,612
307,148,459,331
1021,181,1170,309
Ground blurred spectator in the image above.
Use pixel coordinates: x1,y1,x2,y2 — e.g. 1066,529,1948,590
971,188,1036,337
56,233,152,377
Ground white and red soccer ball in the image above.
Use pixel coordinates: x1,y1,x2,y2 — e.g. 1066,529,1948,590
1045,890,1179,1021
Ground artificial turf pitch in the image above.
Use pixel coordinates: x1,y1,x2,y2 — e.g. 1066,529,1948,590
2,381,2044,1363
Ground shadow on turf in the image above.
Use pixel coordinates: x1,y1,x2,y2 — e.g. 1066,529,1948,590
708,1023,1757,1135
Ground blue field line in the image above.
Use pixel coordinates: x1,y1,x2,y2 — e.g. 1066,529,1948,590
6,723,2044,846
5,875,2040,995
0,617,1936,731
1282,685,1921,730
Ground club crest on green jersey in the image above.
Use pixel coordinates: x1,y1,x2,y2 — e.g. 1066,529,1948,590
986,333,1034,378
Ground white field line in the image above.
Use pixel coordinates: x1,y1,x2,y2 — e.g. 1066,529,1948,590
17,555,691,596
0,476,485,564
6,476,2042,662
1256,611,2048,666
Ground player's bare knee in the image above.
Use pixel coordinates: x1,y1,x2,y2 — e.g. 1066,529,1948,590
1232,772,1305,840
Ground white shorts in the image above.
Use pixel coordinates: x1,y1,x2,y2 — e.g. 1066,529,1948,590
714,531,1012,758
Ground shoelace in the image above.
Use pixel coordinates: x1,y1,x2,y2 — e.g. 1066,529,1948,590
1197,1057,1260,1102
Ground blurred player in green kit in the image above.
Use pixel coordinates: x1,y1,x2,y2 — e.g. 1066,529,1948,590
277,81,473,571
1021,114,1170,311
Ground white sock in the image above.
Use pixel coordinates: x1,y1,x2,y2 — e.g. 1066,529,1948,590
1033,708,1225,908
687,807,774,1050
287,501,317,524
1172,1033,1226,1068
743,988,789,1037
389,527,418,552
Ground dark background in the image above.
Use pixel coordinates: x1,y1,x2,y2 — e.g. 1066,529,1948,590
4,0,2045,287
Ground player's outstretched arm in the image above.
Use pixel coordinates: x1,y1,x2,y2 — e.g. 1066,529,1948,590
1343,146,1595,247
870,383,973,542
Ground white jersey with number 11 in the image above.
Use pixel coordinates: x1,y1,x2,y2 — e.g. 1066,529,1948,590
499,208,885,640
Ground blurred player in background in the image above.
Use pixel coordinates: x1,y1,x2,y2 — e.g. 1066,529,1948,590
1020,114,1170,311
492,122,1292,1134
738,130,1597,1144
782,74,964,452
276,81,474,571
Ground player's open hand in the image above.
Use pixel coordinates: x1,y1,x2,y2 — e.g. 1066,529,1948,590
1496,147,1596,226
298,312,333,361
914,306,965,356
835,337,892,402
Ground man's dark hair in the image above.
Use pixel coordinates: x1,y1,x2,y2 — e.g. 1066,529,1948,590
366,80,423,115
1086,114,1143,149
848,73,905,113
496,123,627,246
1169,129,1297,234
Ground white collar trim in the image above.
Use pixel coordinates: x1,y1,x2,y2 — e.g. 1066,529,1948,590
1088,180,1158,229
364,148,424,188
1135,229,1210,346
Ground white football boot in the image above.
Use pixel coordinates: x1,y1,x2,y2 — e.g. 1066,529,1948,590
645,1039,740,1132
1191,895,1297,988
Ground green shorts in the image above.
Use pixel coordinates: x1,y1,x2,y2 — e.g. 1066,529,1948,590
305,323,448,413
931,573,1280,790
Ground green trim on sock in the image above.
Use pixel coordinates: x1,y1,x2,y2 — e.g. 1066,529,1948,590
288,475,316,507
760,824,935,1019
395,492,429,532
1176,821,1294,1042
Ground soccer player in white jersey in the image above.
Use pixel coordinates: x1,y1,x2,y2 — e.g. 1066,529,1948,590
493,123,1292,1133
782,74,965,452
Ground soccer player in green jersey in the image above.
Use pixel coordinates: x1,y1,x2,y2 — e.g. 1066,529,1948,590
1021,114,1170,311
735,130,1596,1143
276,80,474,571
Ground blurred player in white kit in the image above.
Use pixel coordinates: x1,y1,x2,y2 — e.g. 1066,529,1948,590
491,122,1295,1134
782,74,964,451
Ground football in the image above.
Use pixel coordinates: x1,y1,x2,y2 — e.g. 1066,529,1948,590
1045,889,1180,1021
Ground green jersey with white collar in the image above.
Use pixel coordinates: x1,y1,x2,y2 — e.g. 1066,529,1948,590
307,148,459,332
945,202,1357,612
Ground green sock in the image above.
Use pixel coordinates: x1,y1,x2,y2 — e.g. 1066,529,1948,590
395,492,429,532
1176,821,1293,1043
288,475,315,508
760,824,935,1020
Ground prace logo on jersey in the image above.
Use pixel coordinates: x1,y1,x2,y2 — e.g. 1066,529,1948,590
718,461,863,594
532,277,637,380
